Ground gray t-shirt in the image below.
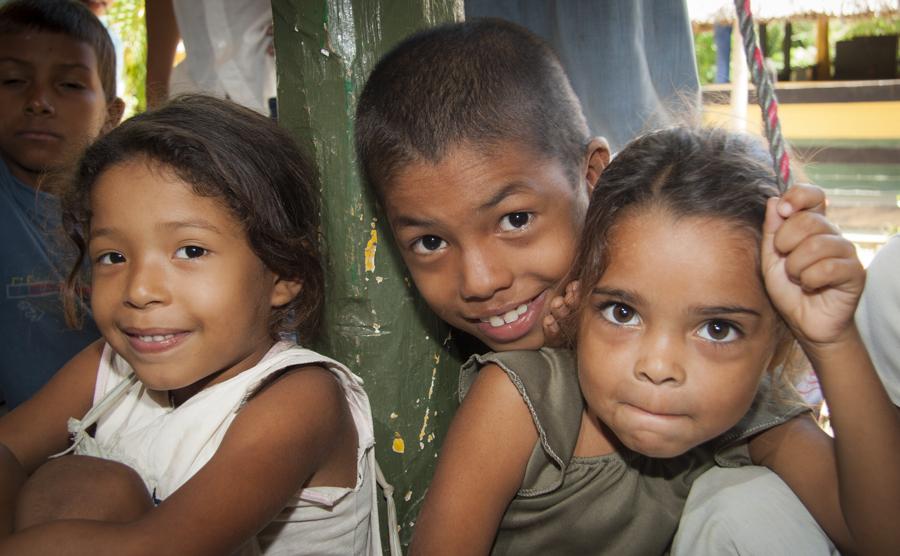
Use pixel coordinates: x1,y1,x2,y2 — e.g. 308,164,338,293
459,348,808,555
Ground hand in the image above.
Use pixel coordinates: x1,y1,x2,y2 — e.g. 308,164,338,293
780,182,827,216
761,196,864,346
542,281,579,347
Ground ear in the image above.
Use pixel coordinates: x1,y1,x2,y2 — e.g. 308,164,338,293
102,97,126,133
582,137,610,194
270,277,303,308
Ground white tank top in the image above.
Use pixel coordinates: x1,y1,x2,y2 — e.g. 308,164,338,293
64,341,381,555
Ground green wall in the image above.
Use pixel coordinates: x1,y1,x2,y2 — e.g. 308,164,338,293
272,0,463,548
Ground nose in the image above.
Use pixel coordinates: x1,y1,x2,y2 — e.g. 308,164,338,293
634,329,686,386
458,243,514,301
124,258,169,309
24,83,54,116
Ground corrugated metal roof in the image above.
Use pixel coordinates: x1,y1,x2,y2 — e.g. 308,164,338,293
688,0,899,24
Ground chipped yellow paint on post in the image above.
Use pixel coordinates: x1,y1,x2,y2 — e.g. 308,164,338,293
365,228,377,272
392,433,406,454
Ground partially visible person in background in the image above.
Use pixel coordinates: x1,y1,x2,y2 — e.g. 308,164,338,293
856,234,900,409
78,0,124,97
465,0,700,151
145,0,276,117
0,0,123,410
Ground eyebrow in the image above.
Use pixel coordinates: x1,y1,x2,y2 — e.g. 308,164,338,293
478,182,531,212
591,286,761,317
693,305,762,318
590,286,643,306
91,220,223,239
0,58,91,72
391,214,436,229
391,182,533,230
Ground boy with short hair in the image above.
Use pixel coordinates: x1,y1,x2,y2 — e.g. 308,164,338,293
0,0,124,409
356,18,836,554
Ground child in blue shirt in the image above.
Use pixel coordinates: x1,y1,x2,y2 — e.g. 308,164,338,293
0,0,124,408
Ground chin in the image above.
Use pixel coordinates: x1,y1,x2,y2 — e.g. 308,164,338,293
621,434,691,459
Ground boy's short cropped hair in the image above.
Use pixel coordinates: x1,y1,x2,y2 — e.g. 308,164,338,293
0,0,116,103
355,18,590,197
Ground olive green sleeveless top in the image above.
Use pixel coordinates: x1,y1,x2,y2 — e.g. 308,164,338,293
459,348,807,556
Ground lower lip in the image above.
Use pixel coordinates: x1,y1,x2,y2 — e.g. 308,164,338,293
18,132,60,142
126,332,190,354
624,403,683,422
475,291,547,344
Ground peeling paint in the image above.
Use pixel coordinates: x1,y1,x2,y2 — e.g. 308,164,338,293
375,276,384,284
392,433,405,454
418,407,430,442
364,228,377,272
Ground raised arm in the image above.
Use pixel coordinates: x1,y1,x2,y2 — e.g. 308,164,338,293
0,365,356,556
751,196,900,554
144,0,181,109
409,364,537,556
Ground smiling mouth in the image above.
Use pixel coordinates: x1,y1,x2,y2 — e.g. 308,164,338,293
479,304,528,327
137,333,177,343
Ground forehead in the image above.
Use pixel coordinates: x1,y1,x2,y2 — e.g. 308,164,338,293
0,31,98,74
383,140,578,225
90,159,240,234
601,208,766,305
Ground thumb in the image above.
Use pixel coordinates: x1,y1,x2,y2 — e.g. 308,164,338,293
761,197,784,272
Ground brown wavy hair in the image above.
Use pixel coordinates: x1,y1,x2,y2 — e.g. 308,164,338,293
566,126,799,383
62,95,325,344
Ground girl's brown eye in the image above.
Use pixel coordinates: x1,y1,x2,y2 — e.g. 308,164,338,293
612,304,633,323
698,320,741,343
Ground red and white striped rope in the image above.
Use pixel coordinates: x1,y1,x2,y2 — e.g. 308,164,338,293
734,0,793,191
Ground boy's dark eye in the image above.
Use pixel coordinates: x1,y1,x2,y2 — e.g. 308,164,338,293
174,245,208,259
97,252,126,265
411,235,447,255
499,211,532,231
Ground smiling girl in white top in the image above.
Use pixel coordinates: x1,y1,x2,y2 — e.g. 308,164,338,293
0,95,380,555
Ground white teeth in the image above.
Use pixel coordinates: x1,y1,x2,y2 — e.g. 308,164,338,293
480,303,531,328
138,334,175,343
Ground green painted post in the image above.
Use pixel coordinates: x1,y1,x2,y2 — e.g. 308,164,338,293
272,0,463,549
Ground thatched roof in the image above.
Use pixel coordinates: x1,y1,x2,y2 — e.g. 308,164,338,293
688,0,899,24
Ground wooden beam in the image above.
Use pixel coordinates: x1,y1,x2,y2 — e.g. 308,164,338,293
816,15,831,80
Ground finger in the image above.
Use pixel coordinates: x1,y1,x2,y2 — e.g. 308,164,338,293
565,281,580,302
761,197,784,270
795,257,865,294
779,183,827,217
773,211,840,256
543,315,560,336
783,234,859,285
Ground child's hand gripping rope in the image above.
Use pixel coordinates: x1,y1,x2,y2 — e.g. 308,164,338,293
761,195,864,347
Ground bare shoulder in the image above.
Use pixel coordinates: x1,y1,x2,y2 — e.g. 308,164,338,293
228,363,355,453
409,363,537,556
